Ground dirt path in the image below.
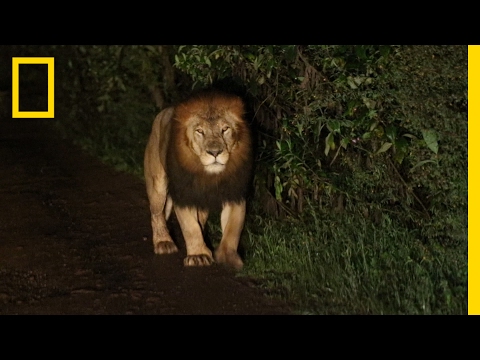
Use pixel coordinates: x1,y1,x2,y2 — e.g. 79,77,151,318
0,115,291,315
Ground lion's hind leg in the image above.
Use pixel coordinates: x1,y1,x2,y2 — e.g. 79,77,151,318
148,176,178,255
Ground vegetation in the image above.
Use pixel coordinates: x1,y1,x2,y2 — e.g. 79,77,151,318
12,45,467,314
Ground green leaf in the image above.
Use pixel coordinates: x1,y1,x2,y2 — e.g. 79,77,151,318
354,76,365,86
285,45,297,62
386,125,397,142
394,152,405,164
402,133,418,140
422,129,439,154
296,123,303,135
376,142,392,154
369,121,379,131
204,56,211,67
394,137,408,164
410,159,438,173
145,45,157,53
325,132,335,156
395,137,408,152
347,76,358,89
245,53,255,61
374,125,384,138
327,120,341,134
380,45,391,57
363,97,376,110
362,132,372,140
274,176,283,201
355,46,367,59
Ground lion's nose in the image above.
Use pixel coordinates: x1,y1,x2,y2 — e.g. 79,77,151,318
207,149,223,158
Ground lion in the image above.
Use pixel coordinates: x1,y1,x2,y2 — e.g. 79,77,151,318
144,90,253,270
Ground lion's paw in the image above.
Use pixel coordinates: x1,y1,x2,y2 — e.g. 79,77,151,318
154,241,178,255
184,254,214,267
214,249,244,270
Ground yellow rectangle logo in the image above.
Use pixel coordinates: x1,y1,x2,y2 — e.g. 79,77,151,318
12,57,54,118
469,45,478,315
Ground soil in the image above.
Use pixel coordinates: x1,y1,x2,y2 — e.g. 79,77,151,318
0,111,291,315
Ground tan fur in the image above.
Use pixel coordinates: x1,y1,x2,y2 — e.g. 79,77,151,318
144,92,252,270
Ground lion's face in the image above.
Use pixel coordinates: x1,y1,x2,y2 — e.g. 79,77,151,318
173,93,248,176
190,117,236,174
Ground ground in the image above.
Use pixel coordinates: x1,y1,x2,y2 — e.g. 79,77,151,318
0,113,291,315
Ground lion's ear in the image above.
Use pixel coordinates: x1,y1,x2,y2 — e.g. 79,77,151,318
229,97,246,118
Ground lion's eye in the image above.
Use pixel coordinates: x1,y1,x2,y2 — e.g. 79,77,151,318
196,129,204,135
222,126,230,134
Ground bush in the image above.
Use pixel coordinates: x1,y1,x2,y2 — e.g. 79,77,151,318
174,45,467,246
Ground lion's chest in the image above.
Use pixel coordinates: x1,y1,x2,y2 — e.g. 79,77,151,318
166,169,247,211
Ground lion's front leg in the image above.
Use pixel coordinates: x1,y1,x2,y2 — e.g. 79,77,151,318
150,211,178,255
175,206,213,266
215,201,246,270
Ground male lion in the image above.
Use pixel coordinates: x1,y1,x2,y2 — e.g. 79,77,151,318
144,90,253,270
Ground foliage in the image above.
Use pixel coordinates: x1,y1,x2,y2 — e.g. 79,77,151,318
52,45,172,176
174,45,467,247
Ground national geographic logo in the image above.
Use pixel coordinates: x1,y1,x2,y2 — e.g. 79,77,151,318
12,57,54,118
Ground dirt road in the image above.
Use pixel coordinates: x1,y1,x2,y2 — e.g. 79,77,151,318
0,115,291,315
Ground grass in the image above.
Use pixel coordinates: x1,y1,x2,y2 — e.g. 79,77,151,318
239,211,467,315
